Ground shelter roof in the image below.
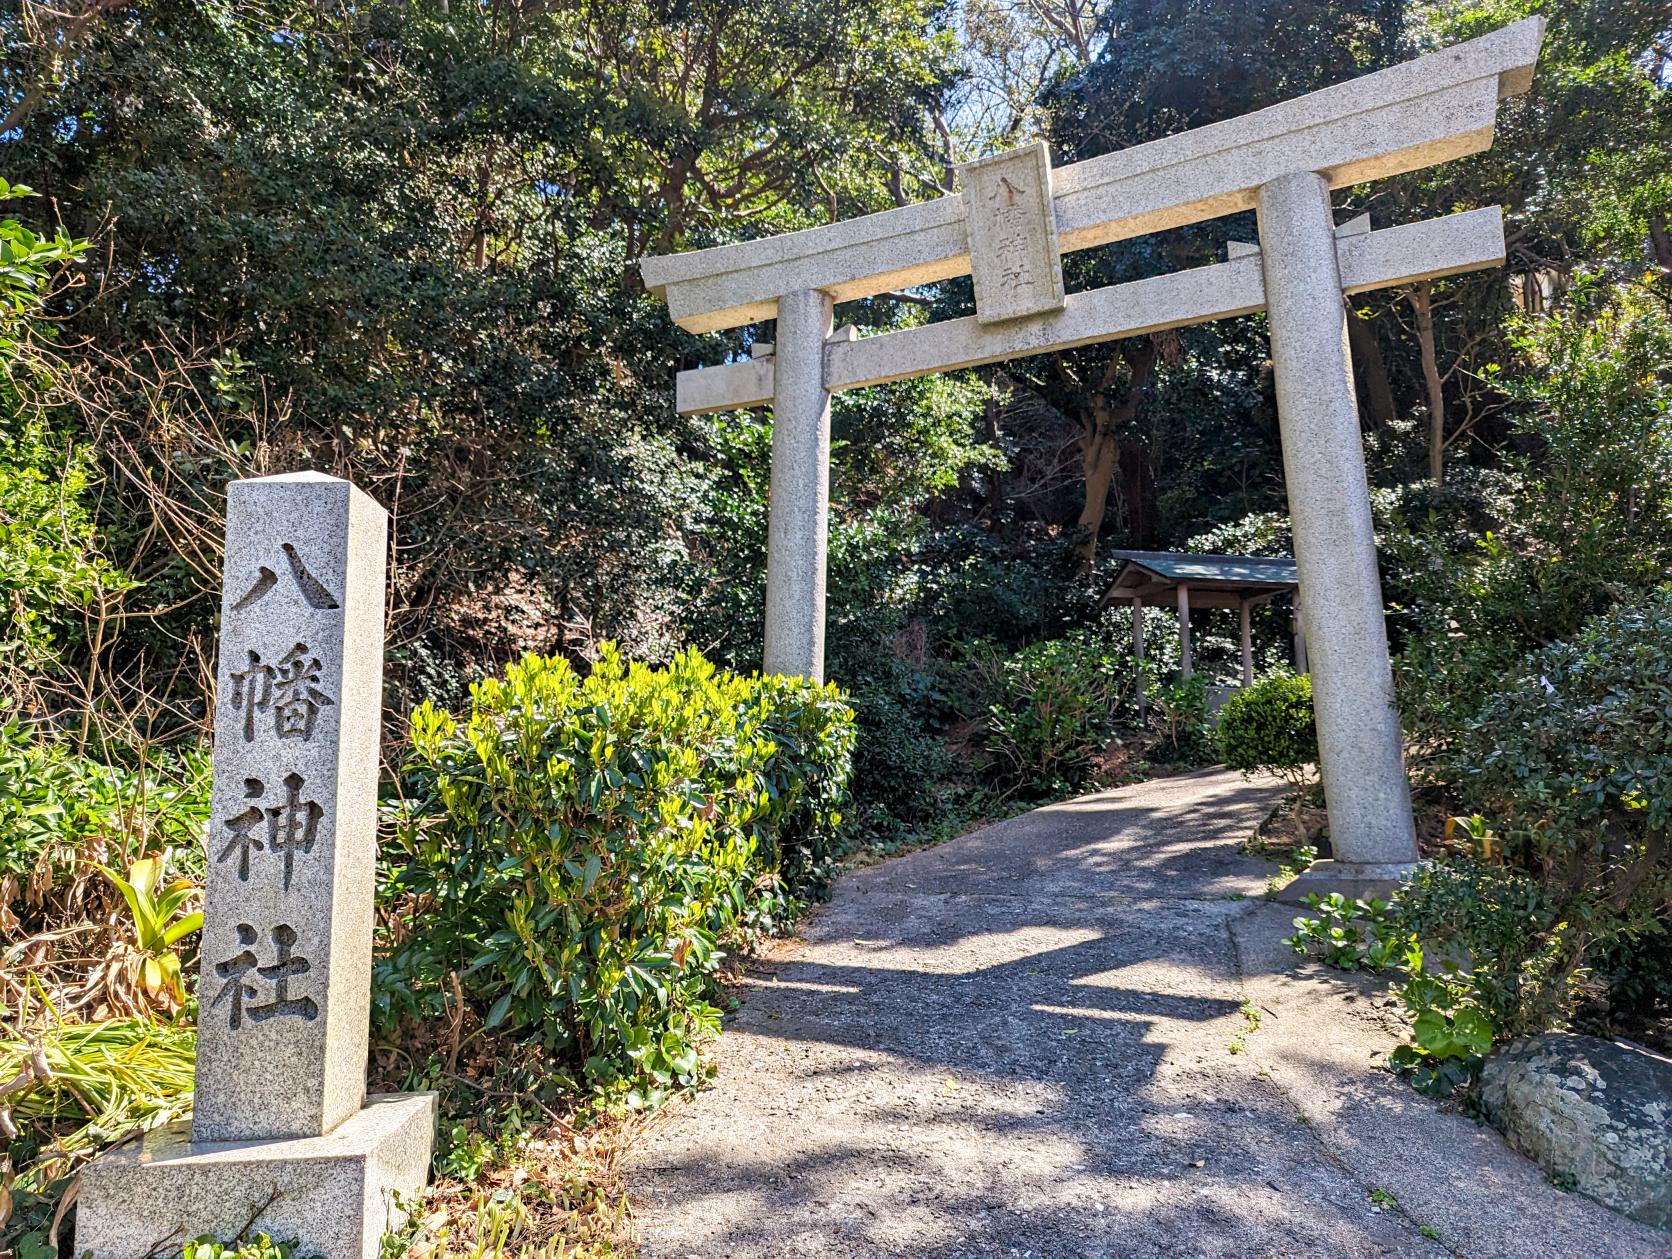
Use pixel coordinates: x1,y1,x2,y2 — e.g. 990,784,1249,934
1103,551,1298,606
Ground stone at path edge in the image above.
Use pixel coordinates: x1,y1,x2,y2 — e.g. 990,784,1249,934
1479,1032,1672,1232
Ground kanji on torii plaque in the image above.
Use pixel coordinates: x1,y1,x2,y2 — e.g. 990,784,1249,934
639,19,1546,888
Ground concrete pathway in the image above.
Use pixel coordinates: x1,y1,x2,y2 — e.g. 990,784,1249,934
627,768,1668,1258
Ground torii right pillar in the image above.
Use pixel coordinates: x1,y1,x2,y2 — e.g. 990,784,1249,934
1258,170,1419,887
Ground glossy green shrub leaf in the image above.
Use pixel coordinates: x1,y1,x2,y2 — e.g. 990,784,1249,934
374,646,854,1103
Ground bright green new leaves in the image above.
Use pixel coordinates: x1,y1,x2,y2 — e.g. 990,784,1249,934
1286,892,1410,972
95,856,205,1007
0,180,86,339
0,186,126,688
1389,946,1498,1097
174,1237,319,1259
376,646,854,1107
1287,891,1499,1096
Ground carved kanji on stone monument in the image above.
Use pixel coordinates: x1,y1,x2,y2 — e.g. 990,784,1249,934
209,922,320,1029
216,772,325,890
75,472,435,1259
192,472,389,1145
229,643,335,743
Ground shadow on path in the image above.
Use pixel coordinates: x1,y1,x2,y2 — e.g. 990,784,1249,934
627,769,1663,1259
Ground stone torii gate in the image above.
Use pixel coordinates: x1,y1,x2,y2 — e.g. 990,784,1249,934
641,19,1543,883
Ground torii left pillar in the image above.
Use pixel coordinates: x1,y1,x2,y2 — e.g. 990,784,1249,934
763,289,834,682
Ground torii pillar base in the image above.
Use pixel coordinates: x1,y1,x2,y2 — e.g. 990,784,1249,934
1275,860,1421,905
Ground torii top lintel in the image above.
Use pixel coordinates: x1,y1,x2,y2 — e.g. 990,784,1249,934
640,17,1544,335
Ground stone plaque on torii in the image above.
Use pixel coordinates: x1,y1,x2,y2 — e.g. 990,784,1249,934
640,18,1544,884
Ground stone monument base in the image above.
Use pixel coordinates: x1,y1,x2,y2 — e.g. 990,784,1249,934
75,1092,436,1259
1274,859,1419,905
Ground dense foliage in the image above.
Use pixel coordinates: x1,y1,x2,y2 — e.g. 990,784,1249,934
1,0,1666,846
374,648,854,1107
1291,587,1672,1082
984,630,1138,795
1458,590,1672,1024
1394,282,1672,751
0,720,211,922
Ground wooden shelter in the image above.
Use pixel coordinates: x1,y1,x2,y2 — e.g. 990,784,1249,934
1102,550,1303,688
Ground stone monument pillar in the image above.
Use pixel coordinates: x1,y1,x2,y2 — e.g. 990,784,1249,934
76,472,435,1259
1256,172,1421,884
763,288,834,682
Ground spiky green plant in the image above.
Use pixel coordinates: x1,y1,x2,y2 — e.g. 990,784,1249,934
95,854,203,1004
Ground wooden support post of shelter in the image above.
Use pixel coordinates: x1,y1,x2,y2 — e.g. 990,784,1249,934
1239,600,1255,687
1131,596,1147,719
1176,583,1193,679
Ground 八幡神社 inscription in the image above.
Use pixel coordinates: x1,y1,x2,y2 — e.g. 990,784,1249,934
192,471,388,1145
73,471,437,1259
959,142,1065,325
217,575,331,974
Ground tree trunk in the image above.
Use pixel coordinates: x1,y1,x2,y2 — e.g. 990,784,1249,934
1346,305,1396,429
1407,281,1446,484
1118,442,1152,547
1649,213,1672,285
1078,409,1119,566
983,392,1004,522
1074,338,1157,570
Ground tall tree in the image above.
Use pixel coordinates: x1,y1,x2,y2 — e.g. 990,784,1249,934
1,0,959,719
1362,0,1672,482
1023,0,1403,566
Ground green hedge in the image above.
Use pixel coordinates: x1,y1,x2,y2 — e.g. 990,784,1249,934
0,720,211,929
1462,586,1672,858
1216,671,1316,790
1458,587,1672,1025
373,647,854,1104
